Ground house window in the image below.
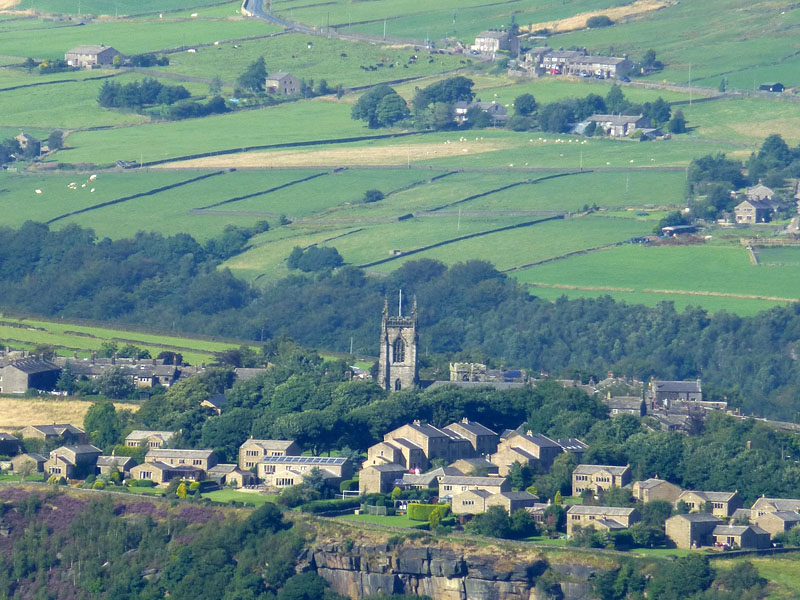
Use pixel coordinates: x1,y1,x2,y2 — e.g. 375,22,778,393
394,379,402,391
393,338,405,363
463,500,474,506
245,462,254,468
571,515,580,520
276,478,294,486
443,485,452,491
141,471,152,479
193,459,202,466
246,450,259,457
264,465,275,474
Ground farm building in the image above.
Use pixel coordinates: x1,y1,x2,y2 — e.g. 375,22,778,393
735,199,773,223
583,114,650,137
265,72,300,95
65,45,121,68
471,31,520,56
452,101,508,125
759,83,784,93
0,358,61,394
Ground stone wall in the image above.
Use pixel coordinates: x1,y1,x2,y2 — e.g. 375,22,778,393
307,539,608,600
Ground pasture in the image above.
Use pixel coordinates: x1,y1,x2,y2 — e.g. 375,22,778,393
712,555,800,599
8,0,234,17
513,243,800,315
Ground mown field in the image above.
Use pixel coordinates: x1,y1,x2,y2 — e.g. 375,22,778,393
10,0,235,17
0,397,138,430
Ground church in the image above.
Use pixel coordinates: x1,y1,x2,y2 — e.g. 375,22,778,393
377,294,419,392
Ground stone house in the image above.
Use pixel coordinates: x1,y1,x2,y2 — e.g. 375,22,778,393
11,452,47,473
144,449,217,472
358,463,407,495
129,461,205,484
755,511,800,538
443,418,499,456
585,114,650,137
451,490,538,515
65,45,120,68
366,420,475,471
647,378,702,408
526,502,552,523
19,424,85,444
603,394,645,417
452,101,508,126
746,184,774,201
0,433,19,456
257,455,352,490
711,524,771,549
0,359,61,394
676,490,742,518
735,199,773,224
571,464,631,496
238,438,301,470
449,458,499,476
566,505,640,537
265,72,300,95
207,464,256,488
97,455,136,476
438,475,509,498
124,430,176,449
44,444,102,479
632,478,682,504
471,31,519,56
751,496,800,517
401,467,462,489
201,393,226,415
492,431,562,476
556,438,588,462
485,491,539,514
665,513,722,549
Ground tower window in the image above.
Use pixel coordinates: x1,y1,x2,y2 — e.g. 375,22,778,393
395,379,402,391
393,338,405,363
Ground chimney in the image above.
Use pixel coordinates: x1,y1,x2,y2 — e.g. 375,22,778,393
152,358,157,366
111,352,117,365
526,430,533,437
413,419,421,426
462,417,469,424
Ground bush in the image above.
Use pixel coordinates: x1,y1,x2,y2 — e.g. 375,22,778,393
92,480,106,490
299,498,362,513
586,15,613,28
363,189,384,203
339,479,358,493
407,503,441,521
129,479,156,488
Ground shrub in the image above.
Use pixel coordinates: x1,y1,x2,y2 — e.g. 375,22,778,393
133,479,156,488
92,481,105,490
363,189,384,203
586,15,613,28
339,479,358,493
407,503,441,521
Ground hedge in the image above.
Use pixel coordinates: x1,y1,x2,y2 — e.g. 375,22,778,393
299,498,362,514
407,503,441,521
339,479,358,492
128,479,156,488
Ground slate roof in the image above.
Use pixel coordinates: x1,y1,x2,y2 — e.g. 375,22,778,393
445,419,497,437
557,438,588,453
457,488,493,498
146,449,214,459
6,358,60,375
388,438,424,451
567,505,636,517
765,511,800,523
497,491,538,501
15,452,47,462
713,524,768,536
97,455,134,468
406,422,452,439
234,367,267,381
475,31,509,40
0,433,18,441
651,380,701,393
267,72,294,81
367,464,407,473
27,424,84,436
203,393,226,409
207,464,239,475
67,45,115,55
594,518,628,530
242,439,297,451
516,432,561,448
588,114,646,126
126,430,175,443
259,456,346,466
670,513,721,523
636,478,672,490
680,490,738,503
439,475,507,486
427,381,527,390
60,444,102,455
753,498,800,512
573,464,629,476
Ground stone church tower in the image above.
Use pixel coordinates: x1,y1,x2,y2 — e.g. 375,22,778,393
378,295,418,392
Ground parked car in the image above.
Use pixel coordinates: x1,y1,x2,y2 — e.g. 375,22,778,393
620,75,631,83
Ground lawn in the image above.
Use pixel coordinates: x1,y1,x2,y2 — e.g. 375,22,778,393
11,0,234,17
338,512,428,528
202,489,278,506
0,473,45,482
123,486,167,497
712,555,800,599
514,242,800,315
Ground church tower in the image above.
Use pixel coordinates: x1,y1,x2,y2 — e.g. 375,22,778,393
378,294,418,392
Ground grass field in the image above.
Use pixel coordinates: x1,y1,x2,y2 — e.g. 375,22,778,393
162,33,468,88
0,313,257,364
514,243,800,315
713,554,800,599
756,247,800,267
0,397,138,430
338,512,428,528
8,0,234,16
201,489,277,506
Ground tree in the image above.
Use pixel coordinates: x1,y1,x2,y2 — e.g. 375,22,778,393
466,506,512,538
667,109,686,134
363,189,384,203
84,401,124,448
586,15,613,28
237,57,267,93
176,481,188,499
514,93,537,116
413,76,474,112
95,367,135,399
605,85,628,113
374,92,410,126
351,85,397,128
537,103,572,133
47,130,63,151
23,57,36,72
209,76,222,96
554,490,562,505
277,572,331,600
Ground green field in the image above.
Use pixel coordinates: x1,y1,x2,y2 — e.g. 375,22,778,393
201,489,277,506
12,0,235,17
338,512,428,528
0,312,258,364
713,554,800,599
514,243,800,315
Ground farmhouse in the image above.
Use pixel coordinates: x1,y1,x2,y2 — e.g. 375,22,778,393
746,184,774,201
755,510,800,537
751,496,800,517
18,423,85,443
238,438,301,470
11,453,47,474
265,72,300,95
735,199,773,223
451,489,538,515
647,378,703,408
535,49,632,78
125,430,176,449
0,358,61,394
602,394,645,417
44,444,102,479
97,455,136,476
438,475,509,498
632,478,683,503
712,524,771,549
358,463,407,495
676,490,742,517
55,357,182,388
566,505,640,536
452,101,508,126
556,438,589,461
256,455,352,489
572,464,631,495
65,45,121,68
144,448,217,472
665,513,721,549
206,464,256,488
471,31,520,56
584,114,650,137
130,461,204,484
492,430,562,475
443,418,499,456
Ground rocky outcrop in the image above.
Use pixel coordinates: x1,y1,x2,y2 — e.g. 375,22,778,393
309,540,610,600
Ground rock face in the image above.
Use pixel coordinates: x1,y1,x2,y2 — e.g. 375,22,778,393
310,540,607,600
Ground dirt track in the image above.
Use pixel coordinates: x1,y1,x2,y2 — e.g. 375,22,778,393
523,0,672,33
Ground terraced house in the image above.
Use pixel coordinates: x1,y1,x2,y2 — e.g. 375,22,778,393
256,456,352,490
676,490,742,518
238,438,301,470
44,444,102,479
571,464,631,495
